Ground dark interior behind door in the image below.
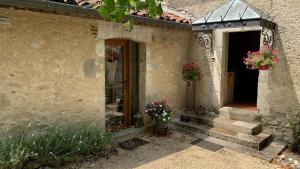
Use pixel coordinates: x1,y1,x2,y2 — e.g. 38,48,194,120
228,31,261,104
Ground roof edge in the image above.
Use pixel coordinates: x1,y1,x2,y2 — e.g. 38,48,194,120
192,18,276,31
192,0,276,31
0,0,191,30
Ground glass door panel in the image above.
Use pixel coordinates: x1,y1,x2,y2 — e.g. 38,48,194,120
105,40,139,132
105,45,126,132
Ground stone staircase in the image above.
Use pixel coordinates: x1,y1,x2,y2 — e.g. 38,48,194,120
173,107,275,151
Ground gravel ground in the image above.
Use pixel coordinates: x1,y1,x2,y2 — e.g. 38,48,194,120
64,131,281,169
273,148,300,169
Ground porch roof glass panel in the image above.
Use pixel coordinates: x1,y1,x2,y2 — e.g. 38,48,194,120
192,0,276,31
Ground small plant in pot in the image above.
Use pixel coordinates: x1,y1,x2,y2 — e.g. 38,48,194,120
145,100,172,136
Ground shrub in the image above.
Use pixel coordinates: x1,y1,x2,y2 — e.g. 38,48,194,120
0,122,114,169
0,136,32,169
287,110,300,152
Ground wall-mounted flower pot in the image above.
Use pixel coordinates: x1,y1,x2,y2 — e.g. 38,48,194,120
259,65,270,70
243,46,279,71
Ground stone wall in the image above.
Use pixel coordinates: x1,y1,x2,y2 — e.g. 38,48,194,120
0,8,106,132
167,0,300,141
0,8,191,132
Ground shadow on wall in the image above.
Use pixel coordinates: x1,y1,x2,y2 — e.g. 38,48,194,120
263,31,300,142
268,32,299,113
188,37,219,111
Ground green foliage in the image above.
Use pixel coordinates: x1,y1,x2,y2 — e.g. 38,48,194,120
145,100,172,125
182,61,201,81
0,136,32,169
97,0,164,30
0,123,114,169
243,46,280,70
287,110,300,152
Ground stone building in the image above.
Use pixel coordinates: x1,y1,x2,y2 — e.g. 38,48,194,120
167,0,300,144
0,0,191,133
0,0,299,153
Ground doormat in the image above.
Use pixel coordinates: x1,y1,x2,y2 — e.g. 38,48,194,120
191,138,224,152
118,137,149,150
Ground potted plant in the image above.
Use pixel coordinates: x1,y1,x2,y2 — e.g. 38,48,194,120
145,100,172,136
182,61,200,111
243,46,280,70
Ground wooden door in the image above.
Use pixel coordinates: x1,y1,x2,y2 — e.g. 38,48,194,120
105,39,131,131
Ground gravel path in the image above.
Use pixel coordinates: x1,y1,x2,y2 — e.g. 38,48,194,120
65,131,281,169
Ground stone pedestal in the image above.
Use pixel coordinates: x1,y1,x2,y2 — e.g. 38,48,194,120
257,70,271,115
186,80,196,111
183,80,205,117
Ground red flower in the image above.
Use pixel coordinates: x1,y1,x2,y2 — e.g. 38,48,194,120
243,47,279,70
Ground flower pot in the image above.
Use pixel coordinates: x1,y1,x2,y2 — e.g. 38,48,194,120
153,125,168,137
259,65,270,70
153,120,168,136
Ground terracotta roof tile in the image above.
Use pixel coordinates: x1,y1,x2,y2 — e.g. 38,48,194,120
49,0,191,24
131,11,191,24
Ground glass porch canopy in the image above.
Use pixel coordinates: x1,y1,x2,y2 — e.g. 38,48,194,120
192,0,276,31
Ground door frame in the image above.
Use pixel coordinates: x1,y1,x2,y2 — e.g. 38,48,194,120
214,27,263,108
227,31,260,105
105,39,131,128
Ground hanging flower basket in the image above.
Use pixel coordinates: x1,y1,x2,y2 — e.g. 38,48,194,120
243,46,280,70
259,65,270,70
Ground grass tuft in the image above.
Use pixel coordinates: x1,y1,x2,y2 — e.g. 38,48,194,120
0,122,114,169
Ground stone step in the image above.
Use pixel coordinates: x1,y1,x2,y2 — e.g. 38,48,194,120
173,125,286,162
172,119,272,150
219,107,262,122
180,113,262,135
218,107,231,116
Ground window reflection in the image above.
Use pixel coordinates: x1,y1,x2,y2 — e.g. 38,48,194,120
105,46,125,132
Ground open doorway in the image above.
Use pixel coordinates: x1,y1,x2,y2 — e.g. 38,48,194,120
226,31,261,109
105,39,139,132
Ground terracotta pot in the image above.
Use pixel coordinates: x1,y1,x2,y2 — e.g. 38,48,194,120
259,65,270,70
153,126,168,137
153,120,168,136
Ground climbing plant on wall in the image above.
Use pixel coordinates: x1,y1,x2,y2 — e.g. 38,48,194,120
97,0,164,30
